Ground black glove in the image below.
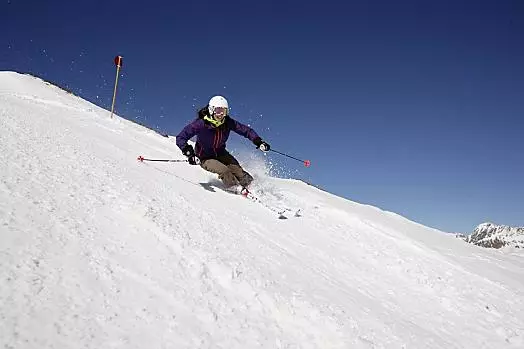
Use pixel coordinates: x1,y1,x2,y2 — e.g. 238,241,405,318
182,144,195,157
188,156,200,165
253,137,270,152
182,144,200,165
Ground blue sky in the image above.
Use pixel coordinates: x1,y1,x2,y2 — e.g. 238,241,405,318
2,0,523,233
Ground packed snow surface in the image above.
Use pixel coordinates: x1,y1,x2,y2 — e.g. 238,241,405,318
1,72,523,348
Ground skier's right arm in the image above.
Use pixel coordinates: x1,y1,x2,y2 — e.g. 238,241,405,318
176,119,204,153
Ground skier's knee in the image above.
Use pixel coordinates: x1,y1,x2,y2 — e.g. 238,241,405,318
219,170,239,188
238,171,253,187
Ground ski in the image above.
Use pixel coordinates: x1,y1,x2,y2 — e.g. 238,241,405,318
203,183,302,219
240,187,301,220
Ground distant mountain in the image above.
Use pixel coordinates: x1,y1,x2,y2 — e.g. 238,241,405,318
464,222,524,249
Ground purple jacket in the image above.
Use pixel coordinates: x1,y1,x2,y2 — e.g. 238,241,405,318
176,114,260,159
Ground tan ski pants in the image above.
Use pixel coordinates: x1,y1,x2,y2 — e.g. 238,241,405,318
200,152,253,188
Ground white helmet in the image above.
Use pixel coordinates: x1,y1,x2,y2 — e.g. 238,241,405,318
208,95,229,118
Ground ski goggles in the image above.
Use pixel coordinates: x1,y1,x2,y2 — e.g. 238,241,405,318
212,106,228,117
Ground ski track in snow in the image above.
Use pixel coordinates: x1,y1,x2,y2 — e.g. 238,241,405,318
1,72,524,348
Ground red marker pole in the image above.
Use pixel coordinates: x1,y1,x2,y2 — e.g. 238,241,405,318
110,55,123,119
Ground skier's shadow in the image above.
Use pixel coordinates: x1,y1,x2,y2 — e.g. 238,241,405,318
199,182,217,193
199,181,238,195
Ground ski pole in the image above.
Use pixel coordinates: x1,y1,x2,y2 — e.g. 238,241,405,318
137,156,188,163
269,149,311,167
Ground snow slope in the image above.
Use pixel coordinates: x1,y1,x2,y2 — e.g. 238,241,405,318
1,72,523,349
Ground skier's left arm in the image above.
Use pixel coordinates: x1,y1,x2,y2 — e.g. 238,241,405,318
229,117,259,141
229,117,270,151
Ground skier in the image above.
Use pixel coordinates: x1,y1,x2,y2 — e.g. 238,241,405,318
176,95,270,190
